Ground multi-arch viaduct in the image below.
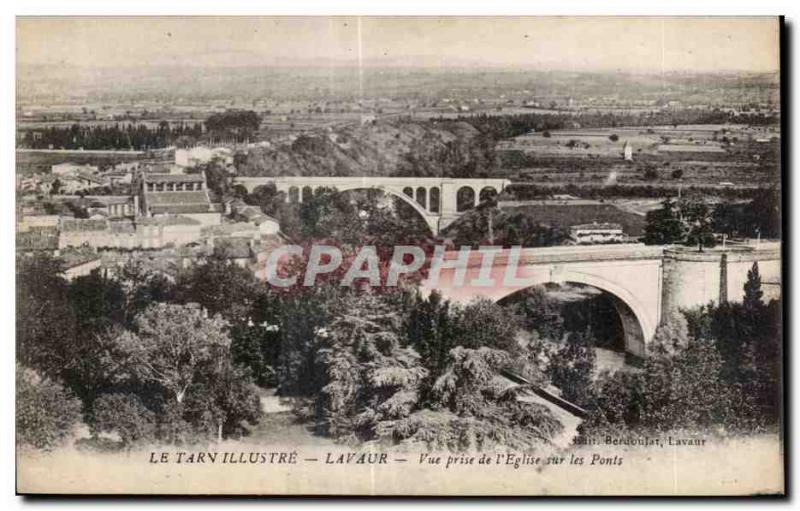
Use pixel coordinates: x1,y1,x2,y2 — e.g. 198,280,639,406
234,176,780,358
421,243,781,358
234,176,511,235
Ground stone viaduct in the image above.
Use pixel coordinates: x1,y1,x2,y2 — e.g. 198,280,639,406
234,176,511,235
421,242,781,358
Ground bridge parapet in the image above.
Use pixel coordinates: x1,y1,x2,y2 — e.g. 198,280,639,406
232,175,511,235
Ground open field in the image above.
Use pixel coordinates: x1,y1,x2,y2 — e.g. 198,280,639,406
501,203,647,236
496,123,780,189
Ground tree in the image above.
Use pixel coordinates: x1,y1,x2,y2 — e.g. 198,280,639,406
643,167,659,181
114,303,231,404
230,322,281,387
174,258,268,323
182,359,262,441
671,169,684,179
90,393,155,448
314,293,427,442
16,255,77,380
68,270,125,335
406,291,455,384
640,338,734,430
743,262,764,311
547,331,597,407
649,311,690,357
681,197,716,250
388,347,563,451
643,198,685,245
16,366,82,451
205,110,261,143
452,299,523,354
510,286,565,341
116,256,175,323
276,288,335,396
609,134,619,142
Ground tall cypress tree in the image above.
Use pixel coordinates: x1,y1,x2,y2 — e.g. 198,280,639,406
743,262,764,311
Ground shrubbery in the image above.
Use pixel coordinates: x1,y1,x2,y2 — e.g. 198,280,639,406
16,366,82,450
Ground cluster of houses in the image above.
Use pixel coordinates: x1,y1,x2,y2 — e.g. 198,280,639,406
17,159,284,280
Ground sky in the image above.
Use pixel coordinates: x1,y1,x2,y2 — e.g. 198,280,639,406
17,16,780,73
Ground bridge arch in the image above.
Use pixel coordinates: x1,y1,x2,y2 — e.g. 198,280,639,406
333,184,439,235
429,187,440,213
479,186,498,204
415,187,427,209
495,270,650,358
456,186,476,212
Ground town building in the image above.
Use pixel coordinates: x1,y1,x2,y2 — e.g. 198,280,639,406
569,223,625,245
225,199,281,235
58,216,205,251
138,172,222,225
51,163,98,177
61,250,103,280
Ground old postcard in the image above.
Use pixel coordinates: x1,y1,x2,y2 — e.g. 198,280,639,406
15,16,783,495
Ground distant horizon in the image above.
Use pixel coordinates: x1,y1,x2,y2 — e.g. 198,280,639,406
17,61,781,76
17,17,780,74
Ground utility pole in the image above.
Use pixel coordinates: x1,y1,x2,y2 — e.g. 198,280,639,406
487,209,495,245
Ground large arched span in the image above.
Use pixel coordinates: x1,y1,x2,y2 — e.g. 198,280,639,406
332,185,439,235
493,271,649,358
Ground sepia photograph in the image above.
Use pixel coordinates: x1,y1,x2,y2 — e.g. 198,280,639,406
12,14,784,496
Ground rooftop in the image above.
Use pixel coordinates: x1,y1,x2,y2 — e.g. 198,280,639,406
60,219,109,232
17,231,59,251
146,191,210,207
570,223,623,231
213,237,253,259
143,173,205,183
137,215,202,227
60,249,102,269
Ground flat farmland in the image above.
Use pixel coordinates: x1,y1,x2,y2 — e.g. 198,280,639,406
501,203,647,236
497,123,780,189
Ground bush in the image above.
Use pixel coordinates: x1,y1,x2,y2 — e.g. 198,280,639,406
91,393,155,447
609,134,619,142
643,167,659,181
585,336,742,434
16,366,82,451
671,169,684,179
547,332,597,408
388,347,562,451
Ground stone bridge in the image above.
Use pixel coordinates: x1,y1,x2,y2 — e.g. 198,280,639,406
234,176,511,235
422,242,781,358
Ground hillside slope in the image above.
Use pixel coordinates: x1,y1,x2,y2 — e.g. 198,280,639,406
237,119,493,178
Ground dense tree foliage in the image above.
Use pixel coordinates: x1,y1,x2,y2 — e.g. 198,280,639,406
313,293,428,442
643,198,686,245
16,366,82,451
90,393,156,448
461,109,779,142
712,188,781,239
388,347,563,451
444,206,567,248
585,265,781,436
19,121,202,150
205,110,261,143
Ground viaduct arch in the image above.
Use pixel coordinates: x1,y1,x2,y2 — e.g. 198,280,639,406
421,243,781,358
234,176,511,235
